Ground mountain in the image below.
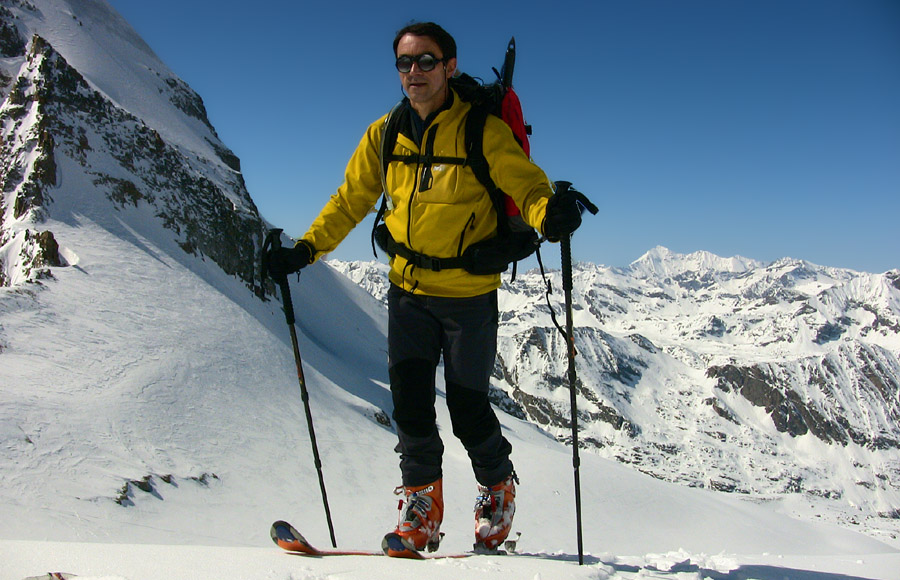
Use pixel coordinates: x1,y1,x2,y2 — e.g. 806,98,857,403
1,2,898,578
330,247,900,544
1,0,265,290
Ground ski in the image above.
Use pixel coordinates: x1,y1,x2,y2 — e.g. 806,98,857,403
270,520,476,560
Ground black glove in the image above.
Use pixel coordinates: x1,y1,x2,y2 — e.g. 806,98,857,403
265,241,313,279
543,181,597,242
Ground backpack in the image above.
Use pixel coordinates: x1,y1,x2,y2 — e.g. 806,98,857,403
372,37,540,278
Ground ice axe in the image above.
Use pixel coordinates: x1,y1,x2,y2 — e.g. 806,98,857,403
261,228,337,548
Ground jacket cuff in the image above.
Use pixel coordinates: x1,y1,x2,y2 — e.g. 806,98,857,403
295,239,317,264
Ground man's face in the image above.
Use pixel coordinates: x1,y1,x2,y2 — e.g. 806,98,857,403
396,33,457,117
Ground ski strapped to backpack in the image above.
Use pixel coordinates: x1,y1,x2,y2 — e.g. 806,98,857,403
372,37,540,278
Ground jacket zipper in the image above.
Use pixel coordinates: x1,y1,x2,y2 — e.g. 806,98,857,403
406,124,438,254
457,212,476,257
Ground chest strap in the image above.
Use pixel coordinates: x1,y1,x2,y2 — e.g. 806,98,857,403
374,224,466,272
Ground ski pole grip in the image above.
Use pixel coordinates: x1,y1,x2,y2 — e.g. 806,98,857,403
261,228,284,281
554,180,572,196
554,180,599,217
553,182,576,292
262,228,297,326
561,235,573,292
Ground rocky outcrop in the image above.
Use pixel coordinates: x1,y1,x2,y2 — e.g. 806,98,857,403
0,33,266,290
708,363,851,443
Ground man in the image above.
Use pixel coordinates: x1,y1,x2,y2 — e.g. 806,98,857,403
267,22,585,554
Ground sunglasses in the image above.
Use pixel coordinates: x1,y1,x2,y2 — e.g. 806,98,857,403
395,53,445,73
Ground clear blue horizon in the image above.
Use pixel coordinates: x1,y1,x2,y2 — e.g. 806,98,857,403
108,0,899,273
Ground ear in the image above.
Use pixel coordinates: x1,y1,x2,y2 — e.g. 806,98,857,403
445,57,458,79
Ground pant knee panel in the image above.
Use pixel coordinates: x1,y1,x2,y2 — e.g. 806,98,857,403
445,381,500,447
390,358,437,438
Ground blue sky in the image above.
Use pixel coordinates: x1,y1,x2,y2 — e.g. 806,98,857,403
107,0,899,273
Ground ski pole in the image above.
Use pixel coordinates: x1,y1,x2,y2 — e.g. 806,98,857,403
261,228,337,548
560,230,584,565
553,181,598,566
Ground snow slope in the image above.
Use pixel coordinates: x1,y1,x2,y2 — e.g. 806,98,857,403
1,1,899,579
2,217,898,579
2,0,225,161
3,541,899,580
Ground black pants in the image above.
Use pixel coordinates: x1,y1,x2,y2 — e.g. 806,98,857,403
388,284,513,487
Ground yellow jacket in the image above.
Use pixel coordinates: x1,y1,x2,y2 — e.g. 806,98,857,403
301,91,554,297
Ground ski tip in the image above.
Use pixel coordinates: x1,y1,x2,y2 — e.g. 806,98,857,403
381,532,425,559
270,520,297,545
271,520,321,555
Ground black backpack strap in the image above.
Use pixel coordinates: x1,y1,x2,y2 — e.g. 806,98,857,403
380,100,406,182
388,153,467,166
372,101,405,257
371,196,388,258
379,232,467,272
464,105,510,237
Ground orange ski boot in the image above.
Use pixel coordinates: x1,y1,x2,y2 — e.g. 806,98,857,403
383,479,444,555
474,472,518,552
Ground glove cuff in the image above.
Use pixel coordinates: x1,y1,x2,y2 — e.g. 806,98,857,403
295,240,316,265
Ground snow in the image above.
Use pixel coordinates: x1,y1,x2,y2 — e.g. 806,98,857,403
24,0,220,160
2,1,900,579
628,246,763,280
2,216,899,579
3,541,899,580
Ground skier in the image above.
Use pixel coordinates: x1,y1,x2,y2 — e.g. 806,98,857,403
266,21,586,554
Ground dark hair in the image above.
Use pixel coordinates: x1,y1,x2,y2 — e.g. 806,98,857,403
392,22,457,60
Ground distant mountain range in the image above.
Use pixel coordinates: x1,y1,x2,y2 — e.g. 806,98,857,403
330,250,900,538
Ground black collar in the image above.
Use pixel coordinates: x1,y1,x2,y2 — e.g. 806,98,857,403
403,91,454,147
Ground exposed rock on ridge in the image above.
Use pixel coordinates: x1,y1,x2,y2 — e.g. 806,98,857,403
1,27,266,290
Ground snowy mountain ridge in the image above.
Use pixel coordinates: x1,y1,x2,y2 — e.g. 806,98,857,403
1,0,265,291
627,245,764,280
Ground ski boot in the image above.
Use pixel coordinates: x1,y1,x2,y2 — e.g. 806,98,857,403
383,479,443,556
473,471,518,552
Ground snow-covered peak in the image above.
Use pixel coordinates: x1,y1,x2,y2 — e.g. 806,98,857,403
627,245,762,280
4,0,226,164
1,0,263,289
